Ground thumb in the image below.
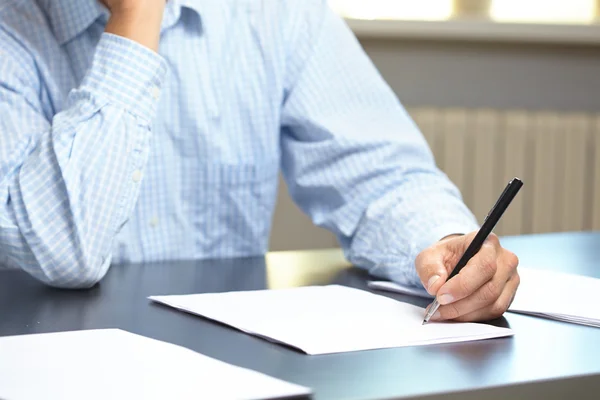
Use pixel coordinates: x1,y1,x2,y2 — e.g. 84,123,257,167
415,251,448,296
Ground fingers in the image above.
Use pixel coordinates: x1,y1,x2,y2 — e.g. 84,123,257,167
449,272,520,322
435,238,500,305
432,267,518,321
415,250,448,296
415,231,520,323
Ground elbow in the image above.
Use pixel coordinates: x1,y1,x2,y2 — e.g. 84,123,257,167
2,243,107,289
39,255,109,290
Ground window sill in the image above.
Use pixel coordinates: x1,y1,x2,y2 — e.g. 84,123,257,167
346,18,600,46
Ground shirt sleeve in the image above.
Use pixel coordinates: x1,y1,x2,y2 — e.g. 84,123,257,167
0,33,167,288
279,2,479,289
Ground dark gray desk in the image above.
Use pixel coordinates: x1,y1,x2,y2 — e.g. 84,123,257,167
1,231,600,400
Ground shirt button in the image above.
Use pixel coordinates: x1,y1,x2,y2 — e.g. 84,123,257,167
150,217,159,228
151,86,161,100
132,170,143,182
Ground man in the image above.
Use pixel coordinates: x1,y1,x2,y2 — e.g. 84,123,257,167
0,0,519,322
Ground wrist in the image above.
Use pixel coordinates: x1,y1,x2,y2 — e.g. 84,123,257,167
105,6,165,51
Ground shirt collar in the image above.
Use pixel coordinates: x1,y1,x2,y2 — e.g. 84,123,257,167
43,0,203,45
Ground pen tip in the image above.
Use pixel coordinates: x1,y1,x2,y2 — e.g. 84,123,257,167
422,321,426,325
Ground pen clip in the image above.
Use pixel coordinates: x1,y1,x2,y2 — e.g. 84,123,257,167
483,178,518,222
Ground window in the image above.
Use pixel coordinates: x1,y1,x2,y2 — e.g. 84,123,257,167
490,0,597,24
329,0,454,21
330,0,598,24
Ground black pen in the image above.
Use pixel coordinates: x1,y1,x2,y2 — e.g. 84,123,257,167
422,177,524,324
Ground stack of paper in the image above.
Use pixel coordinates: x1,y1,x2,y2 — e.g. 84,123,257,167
509,268,600,327
369,268,600,328
149,285,513,355
0,329,310,400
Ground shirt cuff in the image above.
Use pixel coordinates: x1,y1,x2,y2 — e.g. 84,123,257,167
347,213,479,289
79,33,168,123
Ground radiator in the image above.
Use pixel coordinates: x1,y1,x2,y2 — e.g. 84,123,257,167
408,108,600,236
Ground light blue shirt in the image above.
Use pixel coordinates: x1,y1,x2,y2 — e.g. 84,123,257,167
0,0,478,288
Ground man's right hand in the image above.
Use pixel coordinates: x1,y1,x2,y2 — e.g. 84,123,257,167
101,0,167,52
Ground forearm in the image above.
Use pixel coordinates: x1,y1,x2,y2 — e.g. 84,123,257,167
0,34,167,288
277,4,478,287
3,110,147,287
346,169,479,288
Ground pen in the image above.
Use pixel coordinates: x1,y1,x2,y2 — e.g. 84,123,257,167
422,177,524,324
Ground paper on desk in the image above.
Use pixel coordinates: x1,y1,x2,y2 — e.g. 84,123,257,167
369,268,600,328
0,329,310,400
509,268,600,327
149,285,513,355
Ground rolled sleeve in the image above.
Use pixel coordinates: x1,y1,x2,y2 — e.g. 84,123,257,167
347,182,480,289
79,33,168,123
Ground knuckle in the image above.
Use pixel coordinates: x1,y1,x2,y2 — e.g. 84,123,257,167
479,257,497,278
486,233,500,247
507,251,519,270
415,251,426,266
477,257,498,279
477,281,499,304
491,300,508,317
513,272,521,287
481,241,495,252
415,254,426,272
415,254,429,277
441,303,461,320
458,276,473,296
416,251,435,271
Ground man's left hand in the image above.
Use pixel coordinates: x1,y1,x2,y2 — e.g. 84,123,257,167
415,232,520,322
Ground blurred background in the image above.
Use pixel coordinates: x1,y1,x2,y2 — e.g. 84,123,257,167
270,0,600,250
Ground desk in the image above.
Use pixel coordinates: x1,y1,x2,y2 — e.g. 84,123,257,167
1,231,600,400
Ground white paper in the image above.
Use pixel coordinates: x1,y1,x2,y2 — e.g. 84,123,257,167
0,329,310,400
509,268,600,327
149,285,513,355
369,268,600,328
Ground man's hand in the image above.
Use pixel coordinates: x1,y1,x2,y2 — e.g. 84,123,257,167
415,232,519,322
100,0,167,52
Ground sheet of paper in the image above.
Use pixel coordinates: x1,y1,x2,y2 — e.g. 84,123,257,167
369,268,600,328
508,268,600,327
149,285,513,355
0,329,310,400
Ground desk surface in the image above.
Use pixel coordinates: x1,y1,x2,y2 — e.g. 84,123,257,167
2,231,600,400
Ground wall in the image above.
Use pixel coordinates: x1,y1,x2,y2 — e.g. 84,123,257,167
269,37,600,251
360,38,600,112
